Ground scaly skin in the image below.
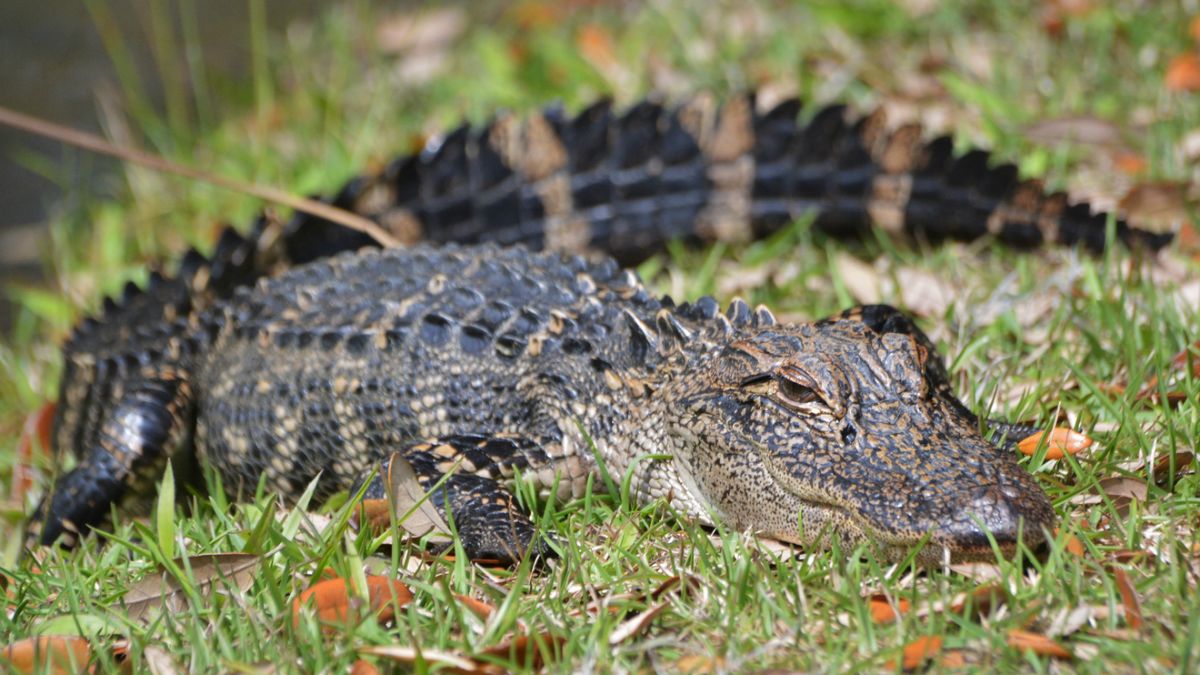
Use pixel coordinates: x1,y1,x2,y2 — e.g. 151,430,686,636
32,244,1054,563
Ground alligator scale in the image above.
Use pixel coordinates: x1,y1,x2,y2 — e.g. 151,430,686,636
32,94,1166,562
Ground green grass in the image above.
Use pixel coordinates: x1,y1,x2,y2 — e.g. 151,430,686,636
2,0,1198,671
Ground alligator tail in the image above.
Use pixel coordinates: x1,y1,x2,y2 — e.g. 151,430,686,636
276,93,1172,267
50,227,258,462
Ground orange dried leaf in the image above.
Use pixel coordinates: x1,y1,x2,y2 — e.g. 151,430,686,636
867,594,911,624
1,636,92,674
454,594,496,621
1017,428,1093,459
1166,53,1200,92
478,633,565,671
886,636,943,670
350,659,382,675
951,584,1007,619
940,650,969,668
1112,568,1144,630
1006,629,1073,659
1065,534,1085,557
292,575,412,629
1113,151,1148,175
576,24,616,70
14,403,56,501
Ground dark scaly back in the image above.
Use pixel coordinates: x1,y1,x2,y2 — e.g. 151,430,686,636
277,93,1172,267
51,227,260,462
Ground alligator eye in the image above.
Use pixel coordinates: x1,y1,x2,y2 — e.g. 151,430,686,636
777,378,821,407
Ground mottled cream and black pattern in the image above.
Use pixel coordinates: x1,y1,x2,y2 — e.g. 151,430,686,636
35,93,1153,563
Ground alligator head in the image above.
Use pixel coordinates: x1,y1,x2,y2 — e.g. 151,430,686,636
663,317,1055,563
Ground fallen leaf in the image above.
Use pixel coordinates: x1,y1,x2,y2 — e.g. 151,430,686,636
1109,549,1156,565
374,8,465,54
886,636,943,670
608,600,671,645
1017,428,1093,459
0,635,91,674
477,633,566,671
867,594,911,624
1166,53,1200,92
361,645,485,673
372,453,455,540
939,650,970,668
1150,451,1194,488
292,575,413,630
951,584,1007,619
1024,116,1125,147
1006,629,1073,659
350,659,381,675
14,402,55,501
1065,533,1085,557
577,24,617,72
121,553,260,622
144,645,185,675
948,562,1003,582
674,654,726,673
454,594,496,621
1112,151,1148,175
1119,181,1191,233
1112,568,1143,630
1098,476,1148,502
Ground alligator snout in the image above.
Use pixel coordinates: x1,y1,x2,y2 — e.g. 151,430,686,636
932,482,1055,555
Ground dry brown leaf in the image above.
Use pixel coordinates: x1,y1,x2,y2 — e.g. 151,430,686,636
608,600,671,645
0,636,91,674
477,633,565,672
121,553,260,622
350,659,382,675
951,584,1007,619
1098,476,1148,502
1119,181,1191,232
144,645,184,675
867,594,911,624
1017,428,1093,459
835,252,882,305
1065,533,1085,557
577,24,617,71
886,636,943,670
1024,116,1125,148
292,575,413,630
375,8,465,54
361,645,486,673
1112,568,1144,630
384,453,454,540
939,650,970,668
1006,629,1073,659
14,402,54,502
1113,151,1148,175
454,594,496,621
1150,451,1194,487
674,654,726,674
896,266,955,318
1166,53,1200,92
948,562,1003,582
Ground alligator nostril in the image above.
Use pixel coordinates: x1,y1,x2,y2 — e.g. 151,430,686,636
841,424,857,444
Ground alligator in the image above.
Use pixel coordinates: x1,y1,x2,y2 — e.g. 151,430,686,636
32,94,1161,562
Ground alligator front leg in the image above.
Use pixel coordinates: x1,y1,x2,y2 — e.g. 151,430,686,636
355,434,556,565
30,373,194,548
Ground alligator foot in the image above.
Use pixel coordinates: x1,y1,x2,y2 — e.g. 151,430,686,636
356,434,556,565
